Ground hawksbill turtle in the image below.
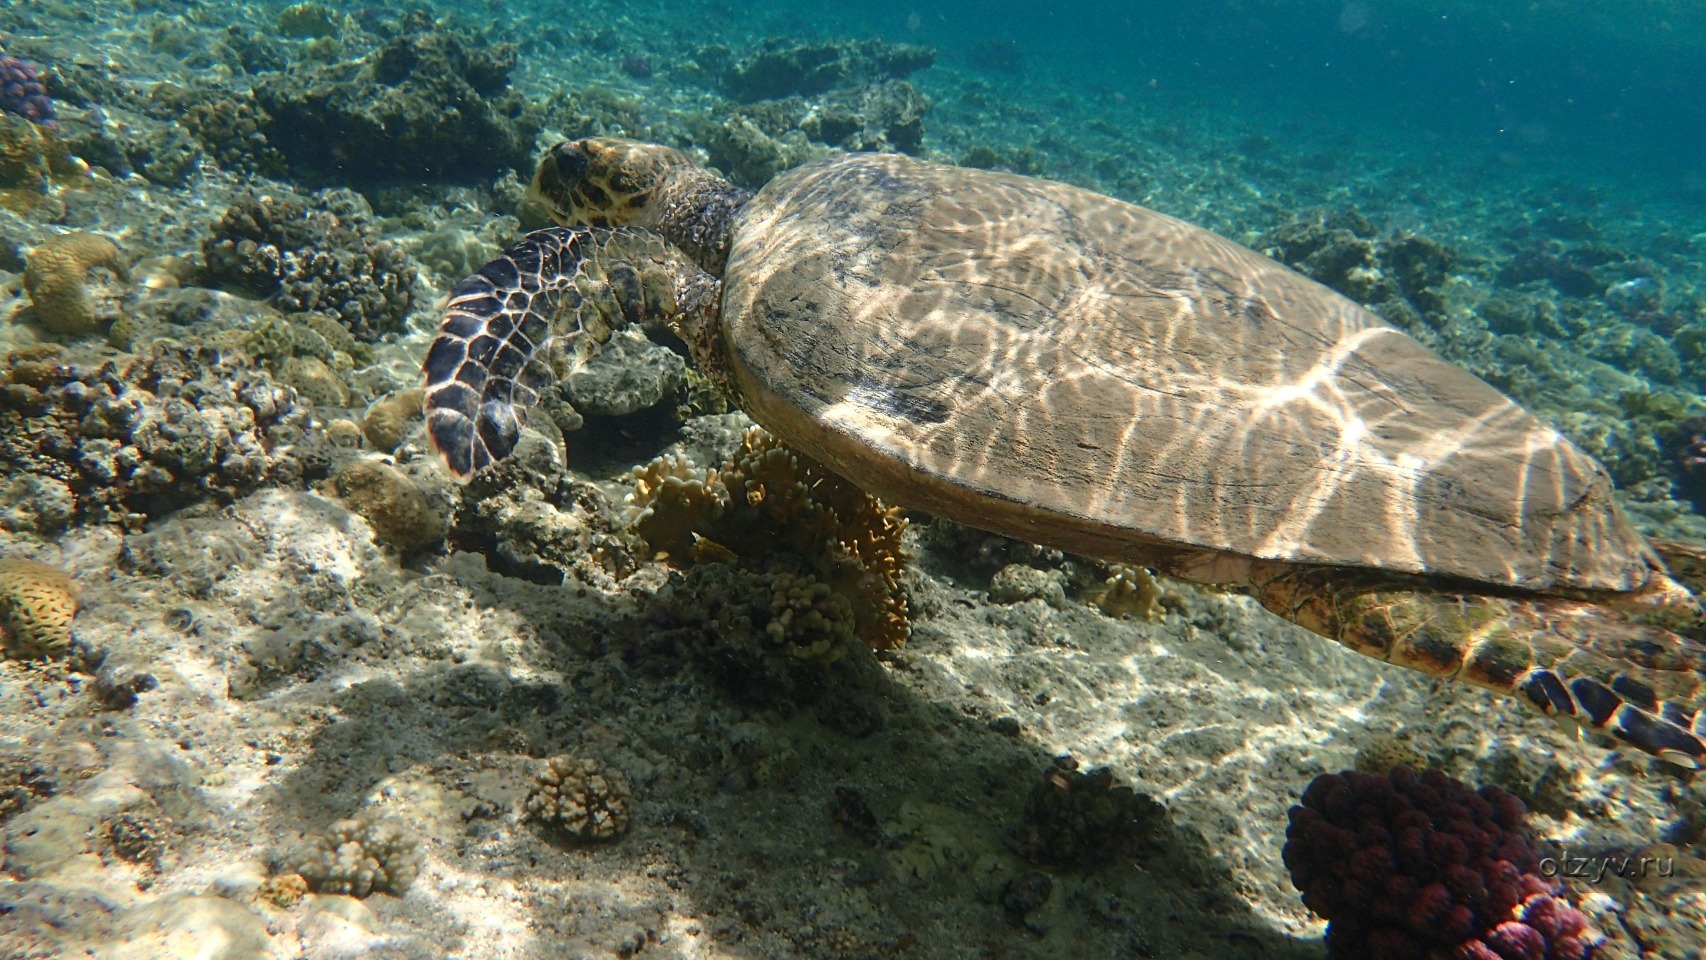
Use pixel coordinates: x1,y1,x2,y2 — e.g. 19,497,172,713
424,137,1706,767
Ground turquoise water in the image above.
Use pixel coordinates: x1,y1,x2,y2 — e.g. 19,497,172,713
2,1,1705,957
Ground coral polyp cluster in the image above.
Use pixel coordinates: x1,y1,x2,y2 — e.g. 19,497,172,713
627,426,909,653
1283,767,1598,960
0,48,54,127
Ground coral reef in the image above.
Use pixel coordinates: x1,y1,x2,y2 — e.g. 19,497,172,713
253,13,539,185
201,192,417,341
1283,767,1599,960
0,557,77,659
174,90,286,175
21,233,129,337
291,812,422,897
448,442,637,587
1352,736,1431,777
564,330,689,418
0,47,55,127
0,472,76,534
627,427,909,653
702,81,929,185
524,756,633,841
276,2,348,40
1010,756,1166,869
666,563,859,663
706,37,935,102
1669,415,1706,510
1262,208,1456,318
0,344,327,527
0,752,55,821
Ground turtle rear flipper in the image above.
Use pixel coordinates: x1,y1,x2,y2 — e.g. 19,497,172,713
1254,564,1706,767
424,225,707,477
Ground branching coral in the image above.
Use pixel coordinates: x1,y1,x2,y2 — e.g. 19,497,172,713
0,557,77,658
1086,563,1167,621
627,426,909,653
524,755,633,841
22,232,128,336
1283,767,1599,960
292,811,422,897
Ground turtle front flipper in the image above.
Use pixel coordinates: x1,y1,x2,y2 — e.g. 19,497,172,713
1254,565,1706,768
423,225,711,477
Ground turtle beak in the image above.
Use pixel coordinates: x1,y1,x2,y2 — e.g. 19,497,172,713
528,141,592,222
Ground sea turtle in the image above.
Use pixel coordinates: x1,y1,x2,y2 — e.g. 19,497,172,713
424,137,1706,766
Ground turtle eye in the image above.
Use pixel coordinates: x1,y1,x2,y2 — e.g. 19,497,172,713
548,141,591,185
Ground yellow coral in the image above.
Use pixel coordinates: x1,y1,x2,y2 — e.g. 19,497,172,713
23,232,130,336
0,557,78,658
361,388,424,452
1088,564,1167,621
627,427,910,650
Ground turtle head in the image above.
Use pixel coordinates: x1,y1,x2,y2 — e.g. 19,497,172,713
528,137,753,276
529,138,697,229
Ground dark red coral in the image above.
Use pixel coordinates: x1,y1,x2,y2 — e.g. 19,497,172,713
1282,768,1597,960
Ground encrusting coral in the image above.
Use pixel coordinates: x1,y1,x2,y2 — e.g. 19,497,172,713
0,557,78,658
22,233,129,336
626,426,909,654
524,755,633,841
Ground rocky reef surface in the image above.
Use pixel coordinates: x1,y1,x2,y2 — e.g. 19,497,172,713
0,1,1704,958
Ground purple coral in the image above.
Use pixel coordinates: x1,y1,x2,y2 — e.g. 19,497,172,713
1282,767,1598,960
0,47,55,127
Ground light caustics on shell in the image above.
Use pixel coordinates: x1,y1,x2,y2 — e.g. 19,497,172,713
722,153,1653,594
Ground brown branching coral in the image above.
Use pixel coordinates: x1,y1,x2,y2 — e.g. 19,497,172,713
0,557,78,658
22,232,129,336
627,427,909,652
524,755,632,841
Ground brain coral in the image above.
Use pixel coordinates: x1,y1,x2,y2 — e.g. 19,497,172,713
22,232,129,336
627,427,909,652
1283,767,1599,960
0,557,77,658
